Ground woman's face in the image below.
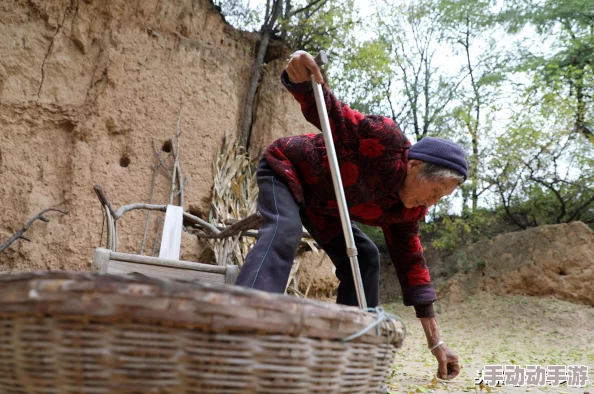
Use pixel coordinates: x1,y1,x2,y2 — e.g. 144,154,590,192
397,160,460,209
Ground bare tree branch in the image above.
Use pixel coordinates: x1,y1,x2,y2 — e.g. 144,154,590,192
214,212,262,238
523,155,567,223
172,104,184,206
140,163,159,255
110,203,219,235
0,207,68,253
288,0,327,18
567,192,594,222
152,138,172,178
169,137,178,205
152,216,162,257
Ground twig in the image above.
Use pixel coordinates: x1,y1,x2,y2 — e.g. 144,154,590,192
169,137,178,205
176,161,185,207
286,257,301,294
174,178,188,197
174,105,184,206
152,138,172,178
175,104,183,139
113,203,220,235
91,186,220,236
151,216,162,257
0,207,68,253
191,212,316,240
286,285,305,298
140,163,160,255
189,229,315,244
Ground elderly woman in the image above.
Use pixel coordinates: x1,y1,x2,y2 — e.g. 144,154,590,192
235,51,464,380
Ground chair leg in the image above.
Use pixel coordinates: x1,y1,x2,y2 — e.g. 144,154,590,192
225,265,239,285
92,248,111,273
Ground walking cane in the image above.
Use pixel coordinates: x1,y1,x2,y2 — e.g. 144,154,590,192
311,51,368,310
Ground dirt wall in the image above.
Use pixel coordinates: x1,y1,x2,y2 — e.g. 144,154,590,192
0,0,339,297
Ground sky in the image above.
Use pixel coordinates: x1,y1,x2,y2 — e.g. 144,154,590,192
221,0,575,217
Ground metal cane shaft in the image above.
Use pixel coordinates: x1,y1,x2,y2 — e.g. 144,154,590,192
311,69,367,310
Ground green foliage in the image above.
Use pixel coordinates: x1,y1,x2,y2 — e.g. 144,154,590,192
457,250,469,274
437,0,511,214
329,37,394,115
215,0,358,58
214,0,262,31
330,0,466,143
500,0,594,142
501,0,594,36
422,208,502,251
279,0,358,55
486,77,594,227
475,258,486,271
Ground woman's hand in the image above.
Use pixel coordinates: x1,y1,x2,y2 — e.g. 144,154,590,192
432,343,461,380
420,316,461,380
286,50,324,84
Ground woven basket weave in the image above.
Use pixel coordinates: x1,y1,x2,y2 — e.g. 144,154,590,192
0,272,404,394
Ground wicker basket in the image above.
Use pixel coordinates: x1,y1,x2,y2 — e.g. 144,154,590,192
0,272,404,394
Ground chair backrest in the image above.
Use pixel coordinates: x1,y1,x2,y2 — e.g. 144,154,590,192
92,248,239,285
93,204,240,285
159,205,184,260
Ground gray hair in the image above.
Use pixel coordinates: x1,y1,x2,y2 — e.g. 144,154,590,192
417,162,465,184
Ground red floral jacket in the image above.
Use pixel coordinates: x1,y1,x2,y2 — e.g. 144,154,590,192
265,70,436,317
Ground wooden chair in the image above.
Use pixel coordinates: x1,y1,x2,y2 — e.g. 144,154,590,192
92,247,238,285
91,199,239,285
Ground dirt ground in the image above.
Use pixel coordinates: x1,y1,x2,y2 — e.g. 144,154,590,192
382,292,594,394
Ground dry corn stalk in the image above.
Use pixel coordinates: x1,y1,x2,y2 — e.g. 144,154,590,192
208,138,258,266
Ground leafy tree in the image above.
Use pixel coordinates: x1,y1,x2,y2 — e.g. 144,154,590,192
373,0,464,140
215,0,358,150
487,80,594,227
328,0,466,145
437,0,508,214
501,0,594,142
279,0,357,55
422,208,502,250
328,36,395,116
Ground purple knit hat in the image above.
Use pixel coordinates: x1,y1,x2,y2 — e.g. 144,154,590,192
408,137,468,180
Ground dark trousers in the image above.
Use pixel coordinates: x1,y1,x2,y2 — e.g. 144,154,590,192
235,157,380,308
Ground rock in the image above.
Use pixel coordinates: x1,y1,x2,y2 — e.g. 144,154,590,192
296,250,338,299
437,222,594,307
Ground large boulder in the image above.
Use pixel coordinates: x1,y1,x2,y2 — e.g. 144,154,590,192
438,221,594,306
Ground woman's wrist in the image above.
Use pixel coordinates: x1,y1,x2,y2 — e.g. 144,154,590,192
420,316,441,347
429,340,445,352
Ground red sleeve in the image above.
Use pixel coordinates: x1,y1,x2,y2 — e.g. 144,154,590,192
382,220,437,318
280,69,410,158
281,70,371,146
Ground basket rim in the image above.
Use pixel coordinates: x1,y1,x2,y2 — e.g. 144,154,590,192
0,271,405,346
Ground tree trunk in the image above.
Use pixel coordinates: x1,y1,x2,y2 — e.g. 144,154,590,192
239,31,271,150
574,73,593,142
239,1,282,150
